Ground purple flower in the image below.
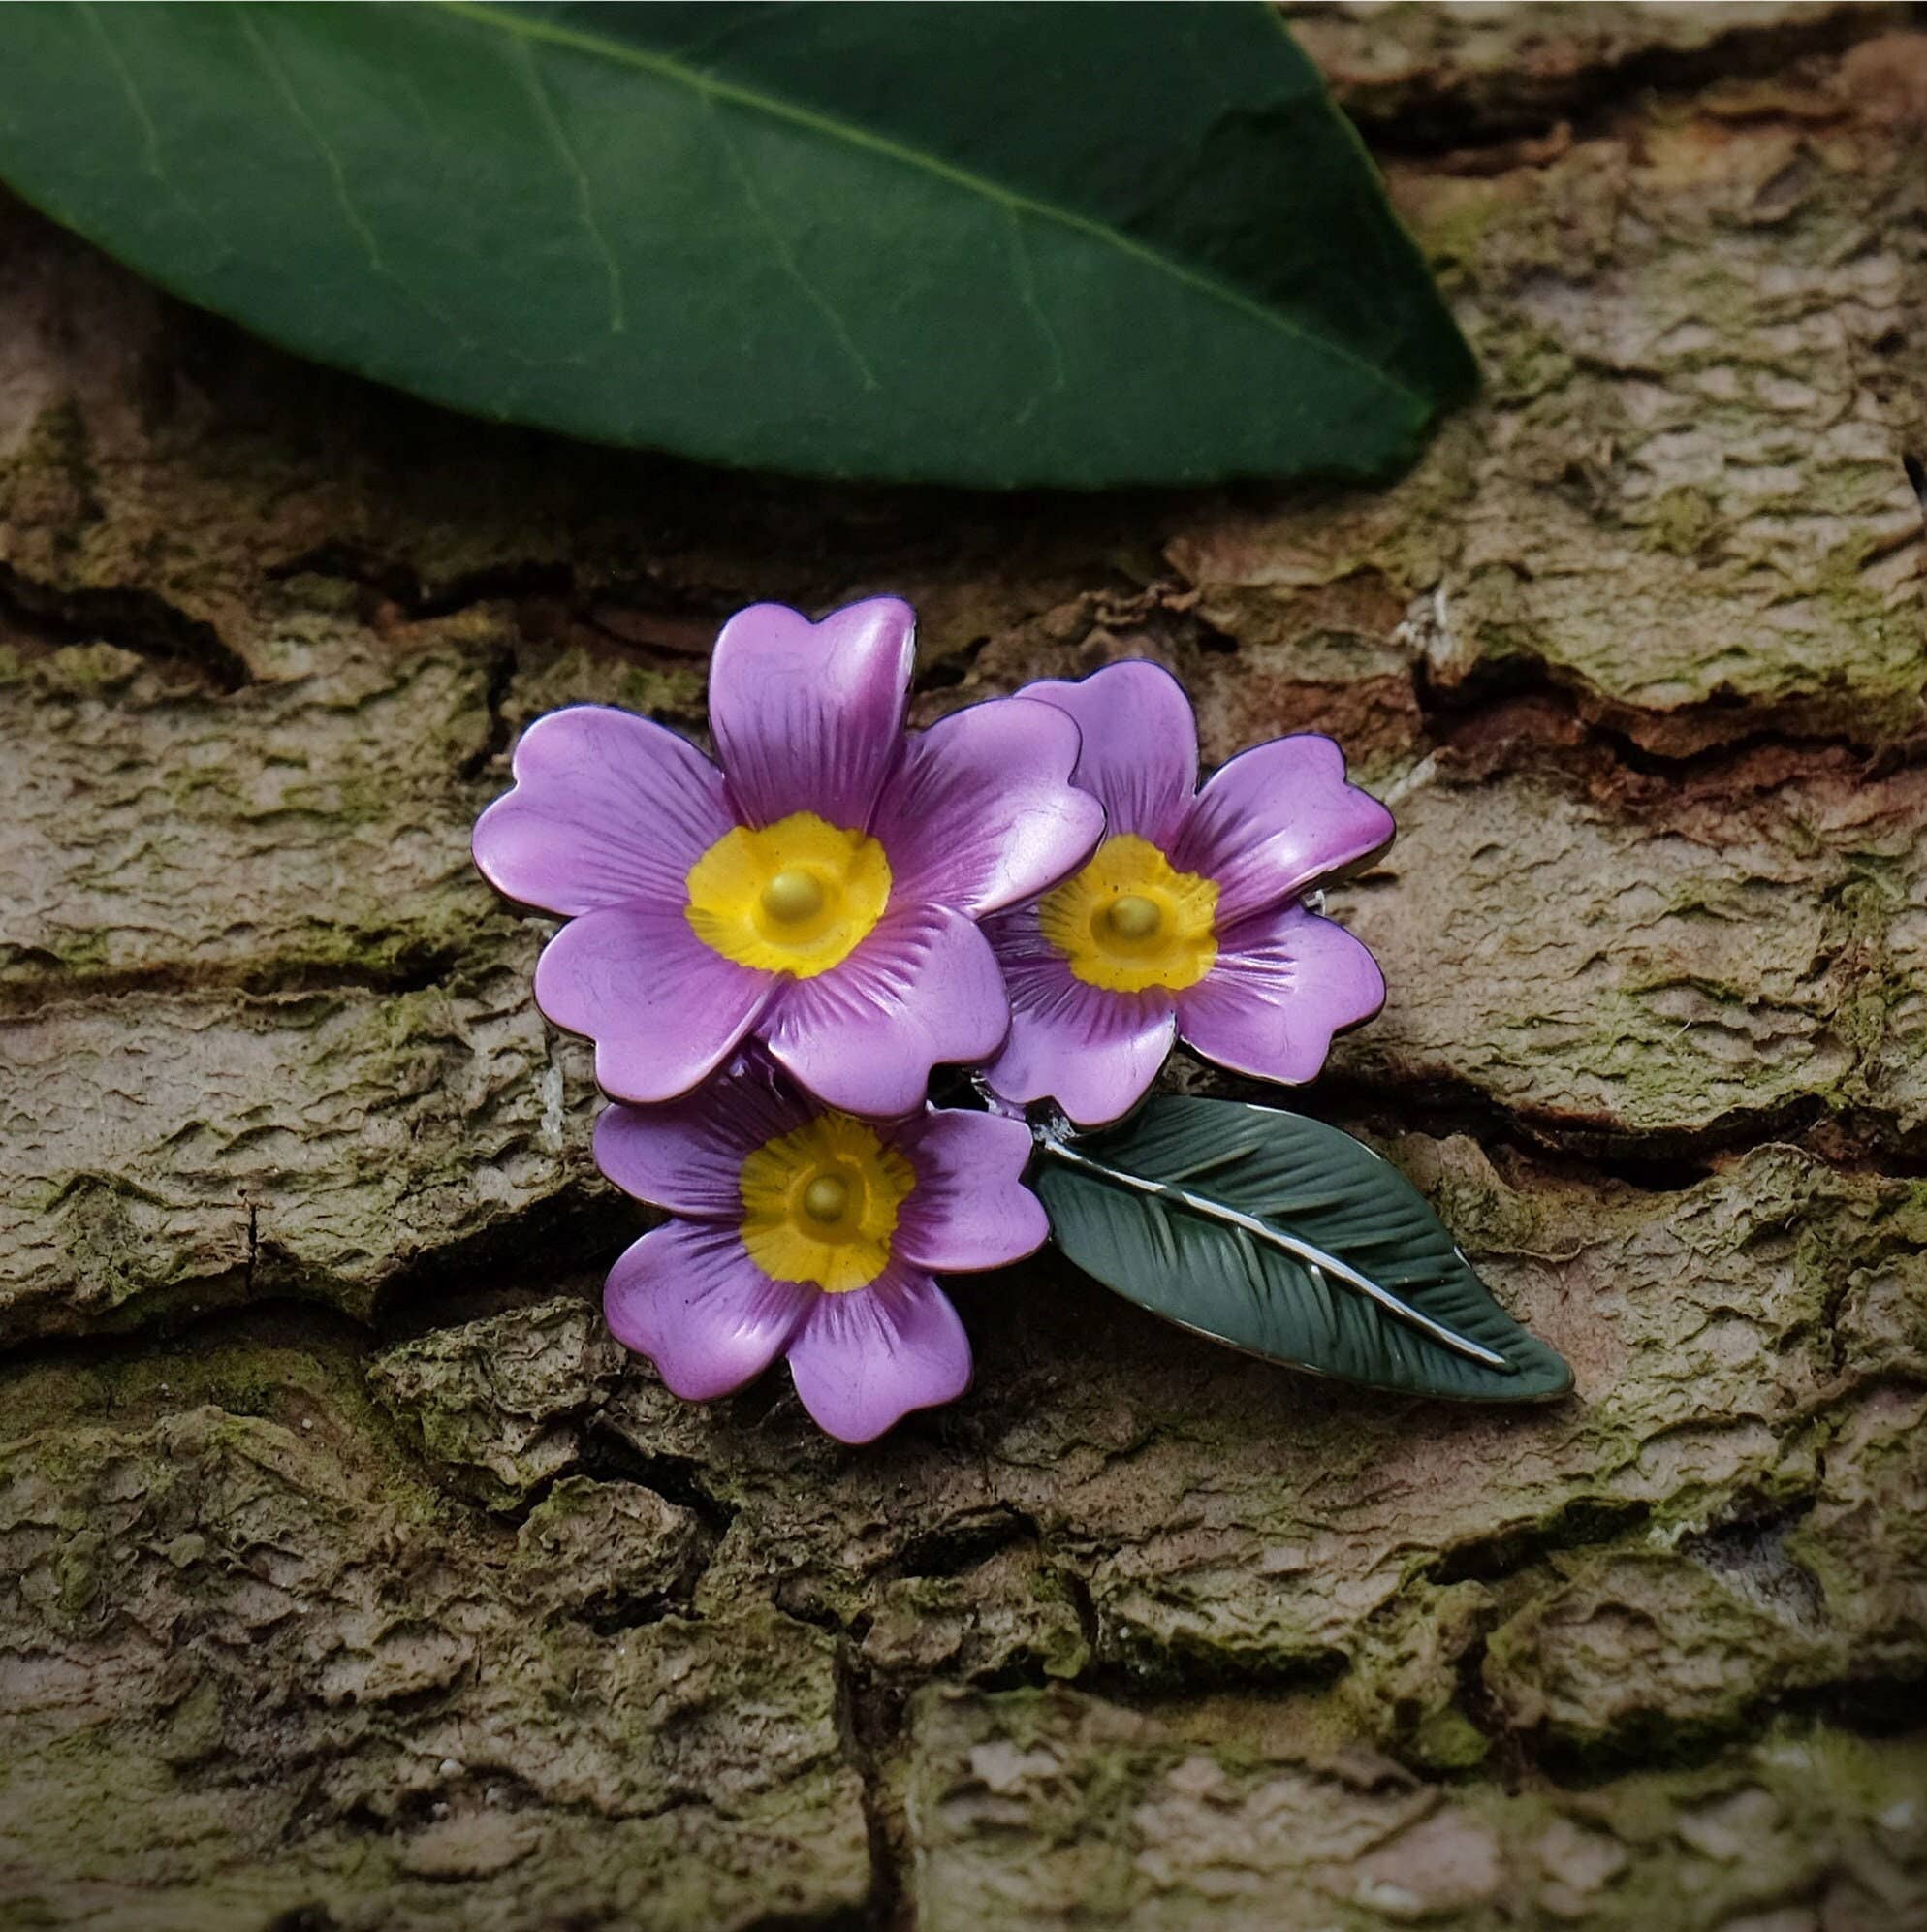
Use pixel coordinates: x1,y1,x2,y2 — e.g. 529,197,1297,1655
984,661,1393,1127
594,1056,1046,1442
473,597,1103,1118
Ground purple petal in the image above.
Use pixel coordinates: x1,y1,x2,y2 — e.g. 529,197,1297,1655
760,905,1008,1118
982,906,1176,1128
785,1264,972,1443
604,1220,810,1402
1175,903,1386,1086
709,598,915,831
1172,734,1394,924
1023,660,1198,848
869,696,1103,918
535,903,771,1103
472,706,732,918
892,1109,1048,1272
595,1056,809,1219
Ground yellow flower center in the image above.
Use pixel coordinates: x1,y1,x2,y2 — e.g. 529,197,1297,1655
739,1112,916,1293
1037,833,1218,993
686,810,892,978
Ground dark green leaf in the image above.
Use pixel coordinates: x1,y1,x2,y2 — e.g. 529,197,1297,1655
0,1,1474,488
1035,1096,1571,1402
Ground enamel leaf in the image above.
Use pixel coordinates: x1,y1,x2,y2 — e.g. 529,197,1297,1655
1036,1096,1572,1402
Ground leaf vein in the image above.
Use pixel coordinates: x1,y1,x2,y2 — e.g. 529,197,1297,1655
235,5,474,347
516,40,627,335
1002,208,1065,428
705,98,880,394
78,3,227,257
440,0,1427,409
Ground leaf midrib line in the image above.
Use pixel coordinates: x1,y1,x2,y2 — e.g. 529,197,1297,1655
441,0,1426,408
1039,1137,1510,1370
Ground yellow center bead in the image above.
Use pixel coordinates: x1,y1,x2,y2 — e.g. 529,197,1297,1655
802,1173,851,1223
1037,833,1219,994
1105,894,1163,941
761,869,827,924
686,810,892,978
739,1113,916,1294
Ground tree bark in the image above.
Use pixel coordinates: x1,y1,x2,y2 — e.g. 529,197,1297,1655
3,5,1926,1927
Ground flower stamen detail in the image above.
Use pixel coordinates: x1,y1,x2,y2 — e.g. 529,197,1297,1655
687,810,892,978
1105,894,1163,941
802,1173,852,1222
1038,833,1218,994
762,868,828,924
739,1112,916,1293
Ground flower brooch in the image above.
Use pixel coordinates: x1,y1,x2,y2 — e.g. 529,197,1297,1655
475,598,1571,1442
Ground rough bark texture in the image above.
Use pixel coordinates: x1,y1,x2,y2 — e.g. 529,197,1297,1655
3,6,1927,1927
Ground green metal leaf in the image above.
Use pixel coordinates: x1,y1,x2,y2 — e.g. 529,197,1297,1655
0,1,1475,488
1035,1097,1572,1402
